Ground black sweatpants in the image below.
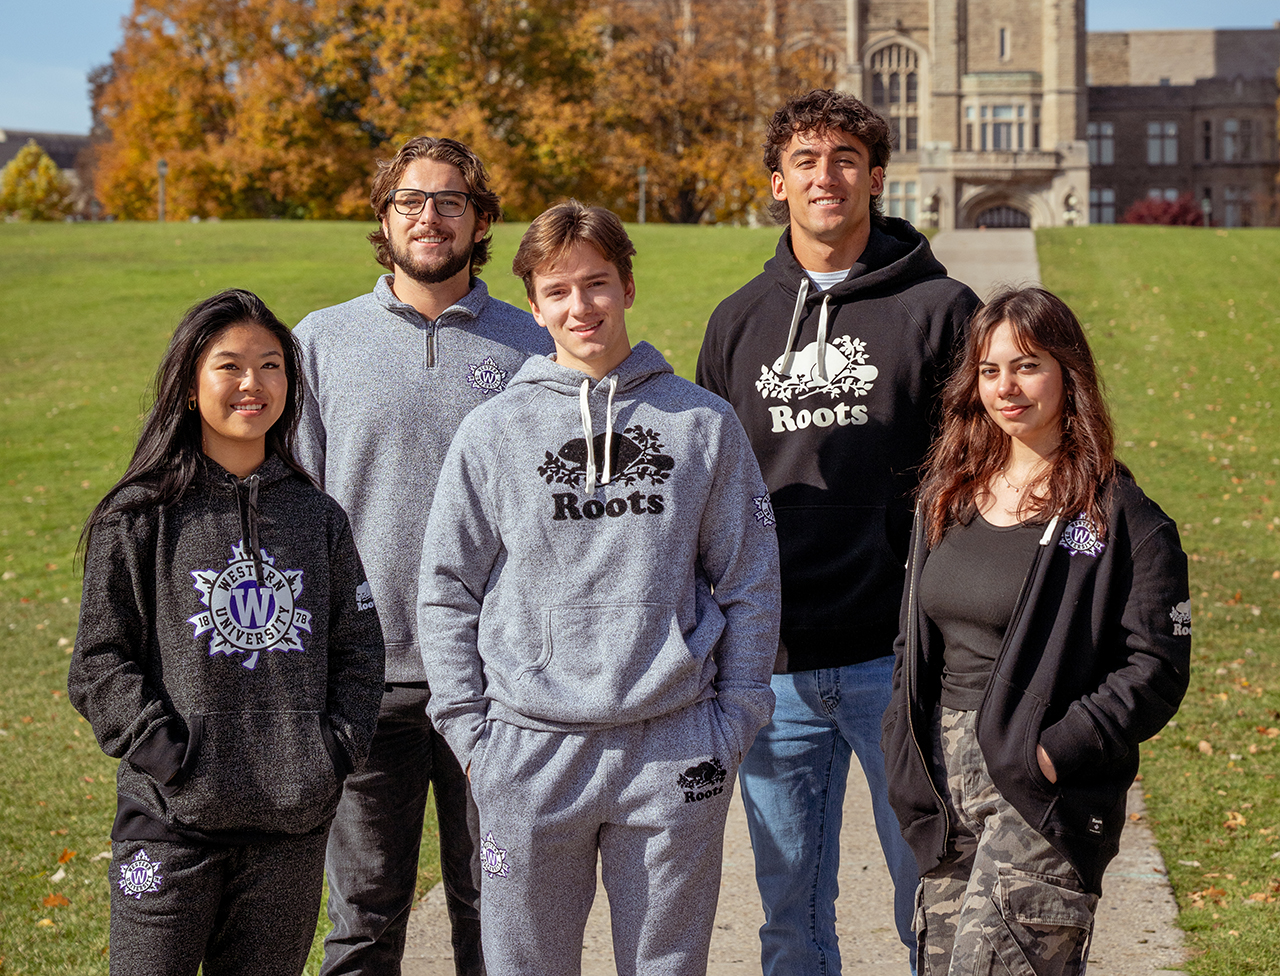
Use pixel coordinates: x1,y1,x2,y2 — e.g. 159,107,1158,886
109,829,328,976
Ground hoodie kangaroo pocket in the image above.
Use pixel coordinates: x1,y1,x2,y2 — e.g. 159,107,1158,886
520,603,693,724
165,710,342,834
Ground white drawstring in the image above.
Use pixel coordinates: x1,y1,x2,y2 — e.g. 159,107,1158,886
579,379,597,495
602,375,617,486
579,375,619,495
815,294,832,382
1039,514,1061,545
776,277,809,376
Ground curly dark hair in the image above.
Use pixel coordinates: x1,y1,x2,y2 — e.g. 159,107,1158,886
918,288,1119,548
763,89,892,225
367,136,501,274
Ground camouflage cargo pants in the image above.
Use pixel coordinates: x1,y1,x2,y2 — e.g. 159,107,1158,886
915,707,1098,976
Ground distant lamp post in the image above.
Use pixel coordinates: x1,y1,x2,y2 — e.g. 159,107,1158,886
637,166,647,225
157,158,169,222
1201,195,1212,227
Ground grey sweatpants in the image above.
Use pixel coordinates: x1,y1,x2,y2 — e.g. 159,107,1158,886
469,699,740,976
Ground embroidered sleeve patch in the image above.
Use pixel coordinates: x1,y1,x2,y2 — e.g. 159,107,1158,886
752,494,776,528
356,581,375,612
1170,600,1192,636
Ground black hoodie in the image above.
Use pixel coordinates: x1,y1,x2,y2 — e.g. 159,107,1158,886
697,218,980,672
69,455,385,844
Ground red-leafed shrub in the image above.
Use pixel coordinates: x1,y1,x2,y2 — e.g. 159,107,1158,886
1122,194,1205,226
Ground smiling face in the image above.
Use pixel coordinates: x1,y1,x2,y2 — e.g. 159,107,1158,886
382,157,488,289
192,322,288,477
770,127,884,268
978,321,1067,456
529,242,635,380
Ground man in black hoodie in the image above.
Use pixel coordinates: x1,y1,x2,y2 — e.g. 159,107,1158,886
697,89,981,975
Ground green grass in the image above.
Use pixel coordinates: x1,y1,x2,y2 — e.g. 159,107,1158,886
3,220,1277,973
1040,225,1280,975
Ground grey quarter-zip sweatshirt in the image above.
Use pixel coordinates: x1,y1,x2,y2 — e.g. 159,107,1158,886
294,274,553,682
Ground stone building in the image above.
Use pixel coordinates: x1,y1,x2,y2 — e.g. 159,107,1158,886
783,2,1278,227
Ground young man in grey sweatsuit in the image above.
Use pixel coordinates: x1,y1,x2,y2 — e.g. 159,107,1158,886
418,201,782,976
293,136,552,976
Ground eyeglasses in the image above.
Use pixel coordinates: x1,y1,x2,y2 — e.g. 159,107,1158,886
387,189,471,218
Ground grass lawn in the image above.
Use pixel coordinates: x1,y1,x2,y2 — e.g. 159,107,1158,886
1,219,1276,973
1040,225,1280,975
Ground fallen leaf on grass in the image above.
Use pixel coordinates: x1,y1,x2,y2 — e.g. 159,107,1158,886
91,850,112,862
1178,859,1202,867
49,829,67,836
42,893,69,908
1199,740,1214,755
1224,811,1248,830
1248,892,1275,902
50,867,65,882
1190,885,1228,907
1257,727,1280,738
36,918,54,927
58,848,75,864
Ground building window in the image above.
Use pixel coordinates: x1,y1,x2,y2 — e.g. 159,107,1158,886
999,28,1009,61
1146,122,1177,165
1224,119,1239,161
887,181,918,223
1148,187,1179,202
869,45,920,155
1224,187,1252,228
1087,122,1114,165
1089,187,1116,224
1203,120,1213,161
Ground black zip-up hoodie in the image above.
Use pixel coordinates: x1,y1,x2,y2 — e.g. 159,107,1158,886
882,474,1191,894
69,454,385,843
698,218,981,671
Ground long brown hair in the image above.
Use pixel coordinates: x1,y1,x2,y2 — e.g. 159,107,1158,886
919,288,1117,547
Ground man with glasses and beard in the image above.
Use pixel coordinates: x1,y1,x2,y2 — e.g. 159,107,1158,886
294,136,551,976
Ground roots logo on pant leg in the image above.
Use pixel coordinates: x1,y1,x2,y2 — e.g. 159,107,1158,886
118,849,163,899
677,757,728,803
189,541,311,670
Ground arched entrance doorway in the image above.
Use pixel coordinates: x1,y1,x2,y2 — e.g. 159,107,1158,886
974,205,1031,228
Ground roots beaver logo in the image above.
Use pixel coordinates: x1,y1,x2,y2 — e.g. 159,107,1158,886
677,758,728,804
541,425,675,521
189,541,311,670
756,336,878,434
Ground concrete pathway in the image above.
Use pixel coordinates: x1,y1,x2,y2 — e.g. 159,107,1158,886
930,228,1041,301
403,763,1184,975
403,228,1186,974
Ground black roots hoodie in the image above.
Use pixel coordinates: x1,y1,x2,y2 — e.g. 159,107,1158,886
69,455,385,843
698,217,981,672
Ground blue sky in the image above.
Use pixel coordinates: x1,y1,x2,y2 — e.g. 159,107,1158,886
1,1,1277,135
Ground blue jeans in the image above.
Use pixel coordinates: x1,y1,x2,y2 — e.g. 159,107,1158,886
739,657,918,976
321,684,484,976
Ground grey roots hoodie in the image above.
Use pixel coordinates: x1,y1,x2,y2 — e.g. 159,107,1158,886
69,455,385,842
417,342,782,771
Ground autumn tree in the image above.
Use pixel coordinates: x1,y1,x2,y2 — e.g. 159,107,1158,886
0,140,75,220
91,0,381,220
590,0,836,224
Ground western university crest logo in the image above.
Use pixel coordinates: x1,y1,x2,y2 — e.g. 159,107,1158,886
118,849,163,899
756,336,878,433
465,356,508,396
1058,514,1105,558
189,541,311,670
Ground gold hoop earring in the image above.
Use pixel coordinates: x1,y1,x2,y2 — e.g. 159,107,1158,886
187,397,197,411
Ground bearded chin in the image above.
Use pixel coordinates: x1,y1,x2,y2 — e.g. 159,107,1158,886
395,240,474,285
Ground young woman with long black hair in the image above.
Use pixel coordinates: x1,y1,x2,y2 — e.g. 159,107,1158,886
70,289,384,976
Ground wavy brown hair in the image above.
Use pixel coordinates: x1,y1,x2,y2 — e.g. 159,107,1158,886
763,88,891,225
512,201,636,299
919,288,1118,547
367,136,501,273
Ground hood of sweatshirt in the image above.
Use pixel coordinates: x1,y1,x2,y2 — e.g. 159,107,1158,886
507,342,674,494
